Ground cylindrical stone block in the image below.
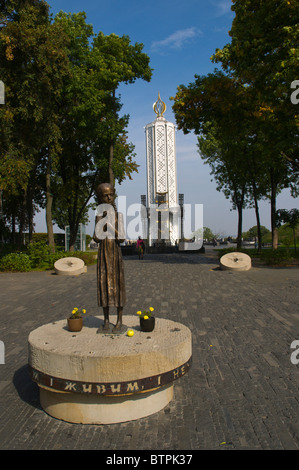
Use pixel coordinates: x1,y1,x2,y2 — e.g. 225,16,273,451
220,252,251,271
28,315,192,424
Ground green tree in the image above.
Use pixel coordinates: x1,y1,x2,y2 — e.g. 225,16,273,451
242,225,271,241
212,0,299,248
203,227,216,242
51,13,152,251
0,0,71,248
172,71,267,248
198,123,249,249
91,32,152,186
276,208,299,253
49,11,103,250
0,5,152,252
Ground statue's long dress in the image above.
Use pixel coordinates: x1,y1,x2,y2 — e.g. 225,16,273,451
95,212,126,308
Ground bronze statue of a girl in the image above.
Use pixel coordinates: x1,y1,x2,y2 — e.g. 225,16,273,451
93,183,126,333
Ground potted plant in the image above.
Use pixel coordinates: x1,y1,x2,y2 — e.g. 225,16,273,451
137,307,155,332
67,307,86,332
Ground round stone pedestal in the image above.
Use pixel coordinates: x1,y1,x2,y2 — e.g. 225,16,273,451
28,315,192,424
220,252,251,271
54,257,86,276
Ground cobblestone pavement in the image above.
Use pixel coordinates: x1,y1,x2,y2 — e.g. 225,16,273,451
0,249,299,450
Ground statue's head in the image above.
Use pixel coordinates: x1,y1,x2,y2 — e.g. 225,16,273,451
95,183,115,205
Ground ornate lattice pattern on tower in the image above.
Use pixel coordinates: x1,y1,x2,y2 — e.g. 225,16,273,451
145,94,179,246
167,125,177,208
146,126,155,205
156,125,167,194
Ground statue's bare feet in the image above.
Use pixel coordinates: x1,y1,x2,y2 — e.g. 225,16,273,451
103,321,110,331
113,308,123,333
112,322,122,333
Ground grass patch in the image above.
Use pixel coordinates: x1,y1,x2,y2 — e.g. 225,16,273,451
215,246,299,266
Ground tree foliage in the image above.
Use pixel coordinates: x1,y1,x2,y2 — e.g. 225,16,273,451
172,71,265,247
49,12,152,250
212,0,299,247
172,0,298,249
276,208,299,252
0,0,71,246
0,2,152,250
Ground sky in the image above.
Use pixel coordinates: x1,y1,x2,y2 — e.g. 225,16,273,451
34,0,298,238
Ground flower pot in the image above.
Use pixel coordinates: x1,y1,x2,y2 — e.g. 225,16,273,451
67,317,83,332
140,316,155,332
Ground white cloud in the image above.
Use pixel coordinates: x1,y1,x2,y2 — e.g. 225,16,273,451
151,27,202,52
210,0,233,17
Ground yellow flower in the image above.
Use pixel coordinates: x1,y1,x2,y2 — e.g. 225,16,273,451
149,307,154,312
137,311,142,315
143,315,149,320
82,309,86,314
72,309,76,314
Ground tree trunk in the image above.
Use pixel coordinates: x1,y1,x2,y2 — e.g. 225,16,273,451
11,213,16,244
109,141,114,187
68,184,78,252
46,155,55,253
108,89,116,188
27,191,34,244
68,221,78,252
253,193,262,251
69,240,75,252
234,186,245,250
0,190,3,244
236,203,243,249
17,190,27,250
270,169,278,250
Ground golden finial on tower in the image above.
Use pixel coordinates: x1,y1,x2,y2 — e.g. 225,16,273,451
153,92,166,118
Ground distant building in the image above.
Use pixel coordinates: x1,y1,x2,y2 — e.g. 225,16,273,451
65,223,86,251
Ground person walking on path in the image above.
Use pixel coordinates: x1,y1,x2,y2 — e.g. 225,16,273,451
136,236,145,260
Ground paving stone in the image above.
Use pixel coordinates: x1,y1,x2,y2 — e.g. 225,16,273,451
0,248,298,450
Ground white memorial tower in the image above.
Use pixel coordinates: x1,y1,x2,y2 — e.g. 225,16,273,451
145,93,179,246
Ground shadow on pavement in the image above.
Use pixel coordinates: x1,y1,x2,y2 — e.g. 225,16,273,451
13,364,41,411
